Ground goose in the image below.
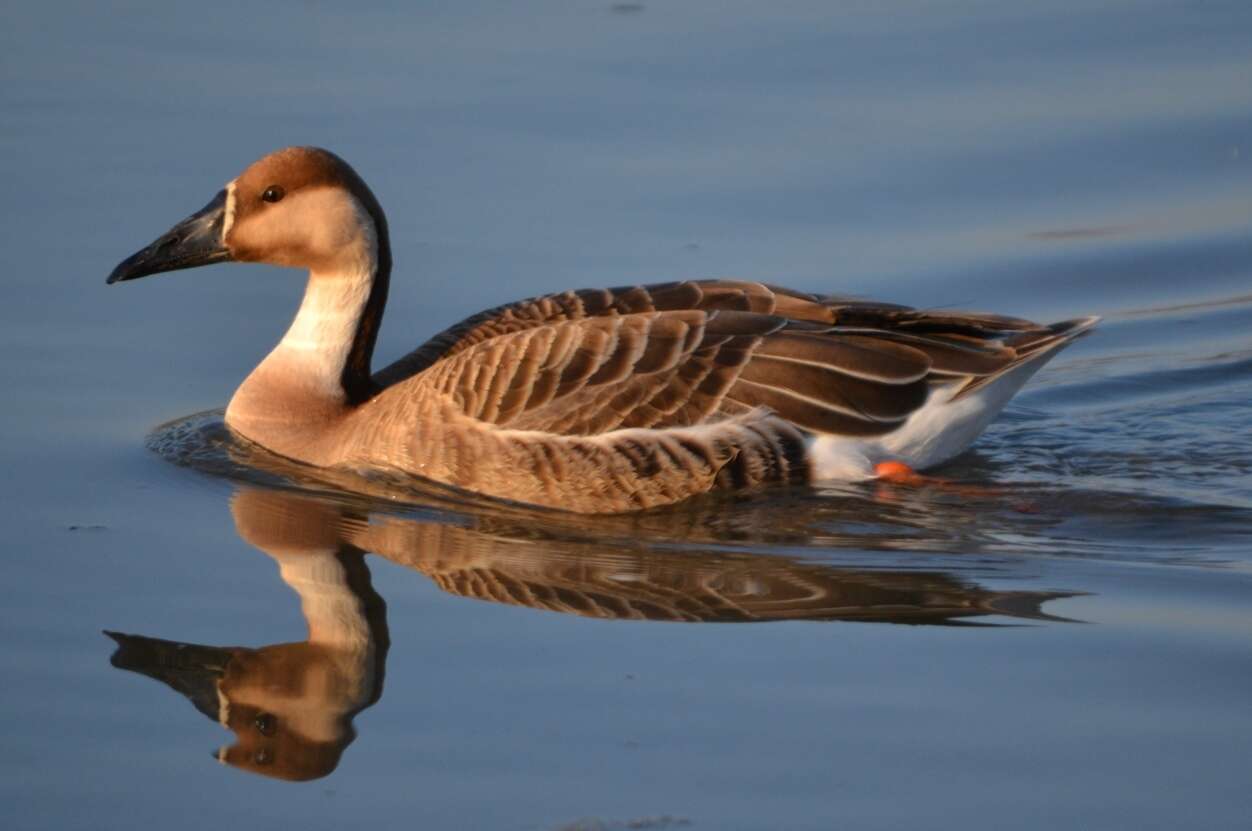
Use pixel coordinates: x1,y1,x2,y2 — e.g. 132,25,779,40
107,147,1097,513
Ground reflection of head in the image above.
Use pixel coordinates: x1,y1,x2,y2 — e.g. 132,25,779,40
106,631,379,781
105,490,388,782
214,644,359,781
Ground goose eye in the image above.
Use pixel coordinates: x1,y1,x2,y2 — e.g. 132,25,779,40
253,712,277,736
262,185,285,203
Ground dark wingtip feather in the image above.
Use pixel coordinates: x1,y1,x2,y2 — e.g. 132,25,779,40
1008,315,1101,353
984,591,1087,623
1055,315,1102,336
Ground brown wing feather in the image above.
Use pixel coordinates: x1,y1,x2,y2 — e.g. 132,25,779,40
414,308,788,434
389,280,1092,438
374,280,810,385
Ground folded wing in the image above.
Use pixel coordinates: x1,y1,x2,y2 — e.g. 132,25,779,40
389,280,1087,438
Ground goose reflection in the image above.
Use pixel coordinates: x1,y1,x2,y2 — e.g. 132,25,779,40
106,485,1073,782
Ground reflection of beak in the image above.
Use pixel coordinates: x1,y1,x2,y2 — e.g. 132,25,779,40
105,189,232,284
103,630,236,722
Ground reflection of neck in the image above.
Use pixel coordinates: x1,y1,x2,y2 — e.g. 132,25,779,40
229,545,389,752
268,547,387,652
275,549,373,648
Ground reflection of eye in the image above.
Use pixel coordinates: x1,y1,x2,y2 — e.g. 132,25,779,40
262,185,285,203
254,748,273,766
254,712,277,736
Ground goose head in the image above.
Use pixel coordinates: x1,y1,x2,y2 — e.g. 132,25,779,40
106,146,389,284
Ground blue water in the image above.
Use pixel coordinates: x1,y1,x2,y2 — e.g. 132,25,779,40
2,2,1251,829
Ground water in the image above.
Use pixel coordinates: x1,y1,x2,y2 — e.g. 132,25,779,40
3,1,1251,828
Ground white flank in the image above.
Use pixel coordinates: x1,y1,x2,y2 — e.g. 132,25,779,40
806,350,1061,480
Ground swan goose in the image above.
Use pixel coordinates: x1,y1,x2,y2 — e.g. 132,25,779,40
107,147,1097,513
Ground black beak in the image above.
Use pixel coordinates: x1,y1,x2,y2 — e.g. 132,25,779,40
104,630,237,723
106,189,233,284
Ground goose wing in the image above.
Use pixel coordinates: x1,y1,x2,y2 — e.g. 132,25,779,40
386,280,1086,437
376,280,790,384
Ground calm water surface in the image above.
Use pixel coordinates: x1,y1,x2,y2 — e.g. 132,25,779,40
3,2,1251,829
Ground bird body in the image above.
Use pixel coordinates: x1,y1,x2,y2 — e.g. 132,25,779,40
108,147,1096,513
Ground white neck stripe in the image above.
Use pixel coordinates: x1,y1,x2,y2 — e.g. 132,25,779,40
221,180,237,241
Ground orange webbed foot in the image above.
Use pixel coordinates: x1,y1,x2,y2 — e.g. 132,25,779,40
873,460,1008,500
874,460,926,486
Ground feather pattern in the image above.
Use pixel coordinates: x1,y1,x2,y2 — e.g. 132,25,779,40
339,280,1095,510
